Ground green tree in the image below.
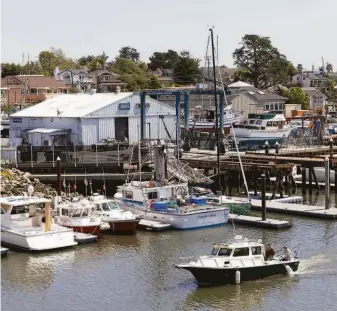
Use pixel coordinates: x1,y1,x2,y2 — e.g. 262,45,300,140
118,46,140,62
149,50,180,70
283,87,310,110
296,64,303,73
173,52,200,84
39,48,76,75
233,34,290,89
1,63,23,77
326,63,333,73
77,55,96,67
287,62,297,80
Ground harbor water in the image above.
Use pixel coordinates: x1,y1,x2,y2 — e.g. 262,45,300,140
2,192,337,311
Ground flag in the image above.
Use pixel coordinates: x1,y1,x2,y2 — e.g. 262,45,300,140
103,183,106,190
84,179,88,186
74,184,77,190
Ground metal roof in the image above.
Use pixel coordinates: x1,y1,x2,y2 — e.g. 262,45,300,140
10,92,133,118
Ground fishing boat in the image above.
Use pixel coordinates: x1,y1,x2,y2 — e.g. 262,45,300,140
189,106,243,132
54,198,101,235
175,235,300,285
88,193,141,233
231,113,292,146
0,196,77,251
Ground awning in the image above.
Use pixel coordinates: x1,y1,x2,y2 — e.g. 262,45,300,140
27,128,67,134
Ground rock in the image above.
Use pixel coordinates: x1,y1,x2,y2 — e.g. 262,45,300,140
33,178,40,184
22,172,32,179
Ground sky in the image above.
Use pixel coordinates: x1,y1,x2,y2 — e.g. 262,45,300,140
1,0,337,70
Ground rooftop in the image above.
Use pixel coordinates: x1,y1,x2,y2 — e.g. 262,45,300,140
228,81,253,88
241,87,288,101
11,92,133,118
302,87,327,98
1,76,68,88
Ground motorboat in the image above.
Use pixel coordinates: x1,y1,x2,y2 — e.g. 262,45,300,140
0,196,77,251
189,106,243,132
293,167,335,184
54,198,101,235
88,193,141,233
231,113,292,146
175,235,300,285
114,181,229,230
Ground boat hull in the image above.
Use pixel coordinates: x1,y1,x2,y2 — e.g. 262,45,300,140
69,226,101,236
1,228,77,251
118,201,229,230
177,260,300,285
108,220,140,233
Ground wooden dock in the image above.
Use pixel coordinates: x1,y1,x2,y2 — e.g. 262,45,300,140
228,214,291,229
74,232,98,244
250,199,337,220
138,219,172,231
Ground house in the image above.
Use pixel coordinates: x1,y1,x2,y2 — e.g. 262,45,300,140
1,75,69,107
54,67,92,91
230,87,288,118
146,68,174,87
302,87,328,110
90,70,126,93
9,92,177,146
290,72,329,92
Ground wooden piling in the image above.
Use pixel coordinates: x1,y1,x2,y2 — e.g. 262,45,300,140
325,157,330,209
261,174,266,221
308,167,313,194
302,167,307,193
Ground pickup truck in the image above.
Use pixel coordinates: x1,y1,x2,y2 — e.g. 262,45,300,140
91,139,129,152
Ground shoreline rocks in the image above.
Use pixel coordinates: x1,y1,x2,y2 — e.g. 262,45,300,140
0,168,60,199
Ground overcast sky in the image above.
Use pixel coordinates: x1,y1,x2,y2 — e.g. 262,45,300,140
1,0,336,70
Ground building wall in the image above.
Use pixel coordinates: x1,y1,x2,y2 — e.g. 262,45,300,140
98,118,115,141
231,93,257,118
284,104,301,118
311,93,327,109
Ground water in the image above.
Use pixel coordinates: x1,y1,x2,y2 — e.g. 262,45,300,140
2,192,337,311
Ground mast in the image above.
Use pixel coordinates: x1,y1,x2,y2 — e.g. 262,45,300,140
209,27,221,191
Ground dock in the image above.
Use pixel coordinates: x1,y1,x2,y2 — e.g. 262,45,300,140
74,232,98,244
138,219,172,231
228,214,291,229
1,247,9,257
251,199,337,220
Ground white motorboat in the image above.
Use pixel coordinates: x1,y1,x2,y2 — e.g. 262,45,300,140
175,235,300,285
231,113,292,146
0,196,77,251
293,167,335,184
54,198,101,235
189,106,243,132
88,193,141,233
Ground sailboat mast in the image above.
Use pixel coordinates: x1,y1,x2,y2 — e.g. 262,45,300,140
209,28,221,191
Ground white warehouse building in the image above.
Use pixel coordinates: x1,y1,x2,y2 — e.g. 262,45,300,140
9,92,177,146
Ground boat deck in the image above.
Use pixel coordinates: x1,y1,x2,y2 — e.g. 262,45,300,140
138,219,172,231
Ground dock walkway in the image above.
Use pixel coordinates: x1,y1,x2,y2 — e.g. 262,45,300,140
251,199,337,219
228,214,291,229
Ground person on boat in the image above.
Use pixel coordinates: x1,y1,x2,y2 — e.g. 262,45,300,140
282,246,292,261
265,243,275,261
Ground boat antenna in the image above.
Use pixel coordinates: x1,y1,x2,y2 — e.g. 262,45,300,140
209,27,221,192
102,168,106,196
215,32,250,200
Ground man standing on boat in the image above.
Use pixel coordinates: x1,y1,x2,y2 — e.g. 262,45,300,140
265,243,275,261
282,246,292,261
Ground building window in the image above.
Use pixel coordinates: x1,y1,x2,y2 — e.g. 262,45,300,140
265,104,270,111
270,104,274,111
148,192,158,200
54,89,57,93
30,88,37,95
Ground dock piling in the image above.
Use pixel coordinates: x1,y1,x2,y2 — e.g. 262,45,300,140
301,167,307,193
261,174,266,221
57,156,61,196
325,157,330,209
308,167,313,194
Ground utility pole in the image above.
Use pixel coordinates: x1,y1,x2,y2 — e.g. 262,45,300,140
210,27,221,192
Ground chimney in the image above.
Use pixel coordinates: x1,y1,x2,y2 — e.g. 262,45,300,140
54,67,60,80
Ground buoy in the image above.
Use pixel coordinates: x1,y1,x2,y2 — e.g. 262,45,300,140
235,270,241,284
285,265,294,276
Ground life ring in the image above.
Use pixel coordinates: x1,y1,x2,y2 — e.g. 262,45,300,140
148,180,153,187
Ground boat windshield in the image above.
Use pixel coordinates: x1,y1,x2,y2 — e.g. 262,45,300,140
70,207,89,217
211,247,219,256
107,201,121,210
218,248,232,256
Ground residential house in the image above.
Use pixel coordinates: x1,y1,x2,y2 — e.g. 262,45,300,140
147,68,174,87
1,75,69,107
90,69,126,93
229,87,288,118
54,67,92,91
290,72,329,92
302,87,328,110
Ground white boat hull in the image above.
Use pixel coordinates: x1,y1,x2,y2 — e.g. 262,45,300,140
117,201,229,230
231,127,292,141
305,168,335,184
1,225,77,251
189,115,244,130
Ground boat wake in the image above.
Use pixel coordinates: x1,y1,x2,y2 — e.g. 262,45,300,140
295,254,337,276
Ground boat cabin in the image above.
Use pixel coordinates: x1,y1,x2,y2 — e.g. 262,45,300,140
56,202,95,218
0,196,50,229
211,241,265,259
89,194,122,213
235,113,287,130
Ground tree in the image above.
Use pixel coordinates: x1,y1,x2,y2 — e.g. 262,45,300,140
296,64,303,73
172,52,200,84
326,63,333,73
283,87,310,110
39,48,76,76
118,46,140,62
1,63,22,77
232,34,290,89
96,51,108,69
232,69,249,82
77,55,96,67
149,50,180,70
287,62,297,80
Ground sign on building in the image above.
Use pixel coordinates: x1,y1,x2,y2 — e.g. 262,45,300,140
118,103,130,110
